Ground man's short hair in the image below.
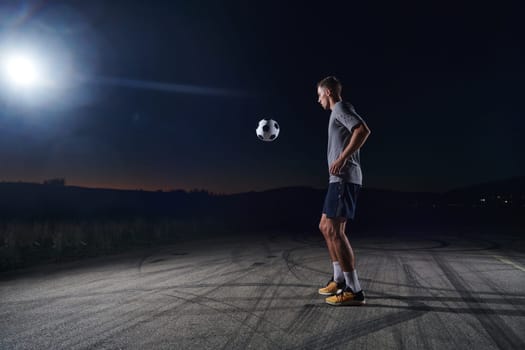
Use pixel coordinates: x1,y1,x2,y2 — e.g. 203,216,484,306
317,76,342,96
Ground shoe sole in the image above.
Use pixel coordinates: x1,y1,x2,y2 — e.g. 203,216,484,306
318,291,337,296
326,299,366,306
319,286,345,296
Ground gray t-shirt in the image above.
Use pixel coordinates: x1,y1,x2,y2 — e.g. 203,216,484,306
327,101,367,184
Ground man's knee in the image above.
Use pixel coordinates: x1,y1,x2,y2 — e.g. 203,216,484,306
326,219,346,241
319,214,328,235
326,227,340,241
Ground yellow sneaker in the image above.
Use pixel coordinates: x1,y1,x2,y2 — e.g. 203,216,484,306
318,278,345,296
325,288,366,306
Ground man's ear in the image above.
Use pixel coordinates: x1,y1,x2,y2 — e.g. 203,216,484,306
324,88,331,97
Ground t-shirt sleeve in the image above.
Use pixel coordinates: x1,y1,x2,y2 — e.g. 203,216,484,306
335,107,364,132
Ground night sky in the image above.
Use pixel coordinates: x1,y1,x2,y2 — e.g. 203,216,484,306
0,0,523,194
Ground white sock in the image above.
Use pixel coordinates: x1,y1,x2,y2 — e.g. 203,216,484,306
333,261,344,283
343,270,362,293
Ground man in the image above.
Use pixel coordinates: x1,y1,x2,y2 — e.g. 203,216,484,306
316,76,371,306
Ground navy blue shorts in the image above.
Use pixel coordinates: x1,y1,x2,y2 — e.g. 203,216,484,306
322,182,361,220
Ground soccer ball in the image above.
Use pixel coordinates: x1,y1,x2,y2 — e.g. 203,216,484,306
256,118,280,142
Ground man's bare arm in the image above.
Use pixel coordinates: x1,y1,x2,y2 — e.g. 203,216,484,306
339,123,371,161
329,123,371,175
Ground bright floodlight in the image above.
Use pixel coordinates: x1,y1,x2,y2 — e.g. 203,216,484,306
2,53,41,88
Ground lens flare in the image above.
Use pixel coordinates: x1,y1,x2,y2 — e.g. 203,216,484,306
2,53,41,88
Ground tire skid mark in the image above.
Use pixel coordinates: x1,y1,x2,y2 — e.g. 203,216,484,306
135,255,238,287
67,295,201,350
261,239,274,258
139,256,233,278
216,266,265,278
219,266,286,350
432,253,525,350
162,288,301,342
464,251,525,323
2,287,161,345
337,299,525,317
358,239,450,252
362,294,525,307
8,254,253,348
137,247,164,272
286,303,316,334
2,280,315,312
400,263,434,350
286,303,329,335
86,250,298,348
362,277,525,298
282,247,326,281
400,254,508,341
462,236,501,251
135,263,200,277
291,233,325,248
282,249,303,281
68,263,260,349
230,241,252,265
401,260,461,350
140,249,240,275
238,271,291,348
295,309,426,350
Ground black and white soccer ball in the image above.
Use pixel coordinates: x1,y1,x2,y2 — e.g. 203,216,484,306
256,118,280,142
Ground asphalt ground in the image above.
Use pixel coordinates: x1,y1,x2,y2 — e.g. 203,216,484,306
1,230,524,349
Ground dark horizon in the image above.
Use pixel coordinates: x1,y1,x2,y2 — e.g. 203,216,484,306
1,174,524,196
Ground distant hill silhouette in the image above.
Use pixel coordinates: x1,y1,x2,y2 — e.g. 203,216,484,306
444,176,525,206
0,176,523,227
447,175,525,194
1,177,522,272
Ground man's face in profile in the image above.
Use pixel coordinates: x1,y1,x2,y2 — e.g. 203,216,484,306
317,86,330,110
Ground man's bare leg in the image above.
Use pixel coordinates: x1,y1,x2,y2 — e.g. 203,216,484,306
325,216,362,293
319,214,342,282
340,220,356,271
319,214,338,261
